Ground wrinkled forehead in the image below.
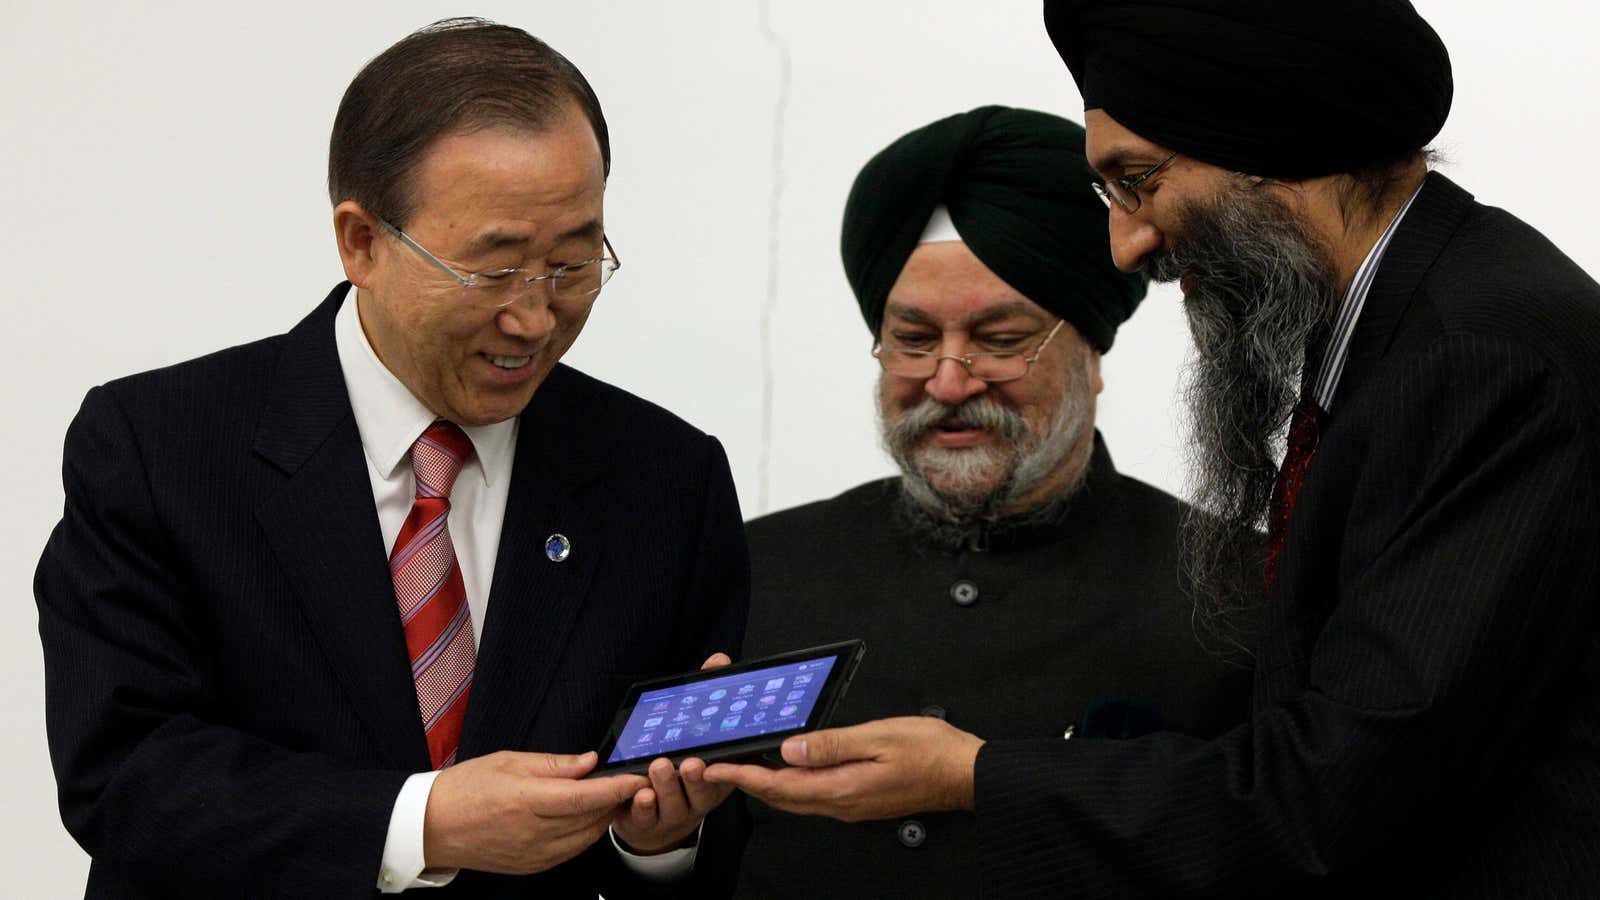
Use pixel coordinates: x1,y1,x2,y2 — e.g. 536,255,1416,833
405,121,606,252
884,242,1052,327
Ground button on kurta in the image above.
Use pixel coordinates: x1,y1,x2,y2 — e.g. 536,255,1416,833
950,580,979,606
898,819,927,848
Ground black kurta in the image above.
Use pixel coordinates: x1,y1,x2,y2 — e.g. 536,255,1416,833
735,434,1253,898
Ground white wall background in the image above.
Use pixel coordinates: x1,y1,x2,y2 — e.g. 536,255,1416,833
3,1,1595,893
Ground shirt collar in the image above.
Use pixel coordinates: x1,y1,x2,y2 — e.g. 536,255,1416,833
1308,180,1426,411
333,285,518,487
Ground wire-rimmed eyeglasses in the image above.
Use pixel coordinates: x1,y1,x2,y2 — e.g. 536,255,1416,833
378,218,620,308
872,318,1065,383
1092,151,1179,214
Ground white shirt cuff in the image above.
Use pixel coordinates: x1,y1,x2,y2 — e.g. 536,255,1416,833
610,820,703,882
378,770,459,892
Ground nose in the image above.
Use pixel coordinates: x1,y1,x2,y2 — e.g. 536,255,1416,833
1108,206,1163,274
924,356,988,406
494,291,558,341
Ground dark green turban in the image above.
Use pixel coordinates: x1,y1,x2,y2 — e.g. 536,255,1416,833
841,105,1147,352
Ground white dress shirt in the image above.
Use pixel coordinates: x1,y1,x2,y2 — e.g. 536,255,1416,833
329,288,694,891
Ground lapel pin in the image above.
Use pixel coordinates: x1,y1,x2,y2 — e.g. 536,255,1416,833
545,533,571,563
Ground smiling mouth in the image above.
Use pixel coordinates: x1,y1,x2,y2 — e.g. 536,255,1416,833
485,353,532,369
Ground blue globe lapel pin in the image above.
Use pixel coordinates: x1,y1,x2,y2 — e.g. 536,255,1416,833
545,533,571,563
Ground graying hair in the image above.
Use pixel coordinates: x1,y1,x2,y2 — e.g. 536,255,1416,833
879,369,1092,550
1151,179,1339,655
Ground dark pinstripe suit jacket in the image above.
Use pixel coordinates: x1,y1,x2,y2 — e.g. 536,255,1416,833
35,287,750,898
974,173,1600,897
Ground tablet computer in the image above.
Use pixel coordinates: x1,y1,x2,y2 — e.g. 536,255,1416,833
590,639,865,776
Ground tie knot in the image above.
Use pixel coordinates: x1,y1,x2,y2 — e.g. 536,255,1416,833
411,421,473,500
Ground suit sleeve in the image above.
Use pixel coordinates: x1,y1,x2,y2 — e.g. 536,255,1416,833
973,333,1600,896
594,432,752,899
35,386,409,895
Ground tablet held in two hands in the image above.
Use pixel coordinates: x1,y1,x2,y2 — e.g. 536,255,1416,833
591,639,867,776
599,639,984,826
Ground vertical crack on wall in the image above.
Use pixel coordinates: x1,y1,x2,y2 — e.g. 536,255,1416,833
755,0,791,515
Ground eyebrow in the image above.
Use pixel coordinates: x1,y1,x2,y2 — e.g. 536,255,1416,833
883,300,1043,328
462,231,528,257
1089,148,1161,179
557,219,604,245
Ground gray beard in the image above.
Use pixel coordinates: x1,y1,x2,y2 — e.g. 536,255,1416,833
1151,182,1340,651
879,378,1092,552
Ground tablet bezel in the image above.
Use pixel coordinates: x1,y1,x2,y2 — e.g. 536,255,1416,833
590,639,866,776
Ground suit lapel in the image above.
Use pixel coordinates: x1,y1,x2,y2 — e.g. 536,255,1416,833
460,366,607,758
253,285,430,771
1332,171,1476,409
1274,175,1480,609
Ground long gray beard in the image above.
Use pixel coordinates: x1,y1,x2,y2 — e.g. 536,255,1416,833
880,380,1091,552
1151,182,1339,652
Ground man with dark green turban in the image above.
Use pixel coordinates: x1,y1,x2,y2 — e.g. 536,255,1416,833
722,106,1253,898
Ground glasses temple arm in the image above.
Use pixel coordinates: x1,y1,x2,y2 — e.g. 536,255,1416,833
378,218,472,286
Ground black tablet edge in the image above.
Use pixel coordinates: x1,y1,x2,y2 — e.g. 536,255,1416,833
589,639,866,775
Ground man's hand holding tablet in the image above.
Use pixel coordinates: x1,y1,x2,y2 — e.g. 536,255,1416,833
592,641,866,776
595,642,867,853
701,716,985,822
611,652,735,854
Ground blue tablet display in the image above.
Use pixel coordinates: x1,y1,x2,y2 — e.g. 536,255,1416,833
606,656,839,764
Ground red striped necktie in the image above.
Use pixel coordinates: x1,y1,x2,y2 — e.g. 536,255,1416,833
391,421,476,770
1265,398,1325,592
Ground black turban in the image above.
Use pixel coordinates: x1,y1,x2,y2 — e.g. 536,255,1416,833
1044,0,1453,179
841,105,1148,352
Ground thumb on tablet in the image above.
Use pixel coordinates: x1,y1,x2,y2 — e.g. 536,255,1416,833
781,727,854,768
699,652,732,670
524,749,599,780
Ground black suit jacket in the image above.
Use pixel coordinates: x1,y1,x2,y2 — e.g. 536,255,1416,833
974,174,1600,897
35,286,750,898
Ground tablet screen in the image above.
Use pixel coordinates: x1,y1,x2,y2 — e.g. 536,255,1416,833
605,656,839,764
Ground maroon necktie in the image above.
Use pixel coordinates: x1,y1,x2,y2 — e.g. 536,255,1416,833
391,422,476,769
1265,398,1325,591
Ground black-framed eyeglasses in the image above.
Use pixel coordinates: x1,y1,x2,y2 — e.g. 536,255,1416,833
872,318,1065,383
1092,151,1179,215
377,217,620,308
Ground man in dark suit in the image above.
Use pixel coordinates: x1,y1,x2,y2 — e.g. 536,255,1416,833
35,19,747,897
708,2,1600,896
732,106,1252,898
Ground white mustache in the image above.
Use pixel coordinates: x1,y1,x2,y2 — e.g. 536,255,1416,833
888,396,1027,446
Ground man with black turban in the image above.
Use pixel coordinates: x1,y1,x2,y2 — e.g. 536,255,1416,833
722,3,1600,898
718,106,1253,898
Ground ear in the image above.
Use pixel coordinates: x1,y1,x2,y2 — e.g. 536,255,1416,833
1085,347,1104,396
332,200,383,288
